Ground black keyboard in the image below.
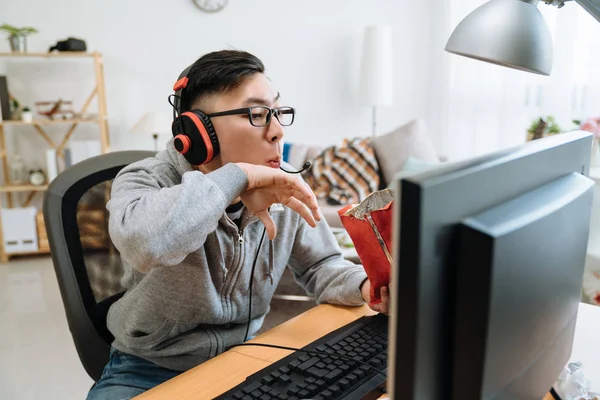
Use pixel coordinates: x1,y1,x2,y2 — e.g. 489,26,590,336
215,313,388,400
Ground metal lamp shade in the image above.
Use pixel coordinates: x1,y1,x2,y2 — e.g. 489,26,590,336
445,0,554,76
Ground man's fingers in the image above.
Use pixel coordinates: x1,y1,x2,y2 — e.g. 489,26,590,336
379,286,390,315
255,210,277,240
283,197,317,228
276,173,320,217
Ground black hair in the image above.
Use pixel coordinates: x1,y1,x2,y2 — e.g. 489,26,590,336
179,50,265,112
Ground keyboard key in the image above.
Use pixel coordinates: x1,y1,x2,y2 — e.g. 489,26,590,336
307,366,328,379
261,375,274,385
338,378,351,389
316,345,328,352
258,394,271,400
288,360,301,369
278,395,289,400
262,385,274,393
279,366,290,374
347,373,358,383
251,389,262,398
271,371,281,379
329,385,342,395
287,387,299,395
321,390,334,400
354,369,366,380
306,384,318,393
233,392,245,399
315,362,326,369
242,382,262,394
242,396,253,400
306,376,316,384
324,368,343,383
298,389,310,398
298,355,310,362
297,357,320,372
339,364,351,373
315,379,326,388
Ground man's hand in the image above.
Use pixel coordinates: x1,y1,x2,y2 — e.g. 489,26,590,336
236,162,322,240
360,279,390,315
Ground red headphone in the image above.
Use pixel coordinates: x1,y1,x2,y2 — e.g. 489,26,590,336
170,65,220,166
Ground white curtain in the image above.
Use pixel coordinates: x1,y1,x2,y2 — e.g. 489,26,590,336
426,0,600,161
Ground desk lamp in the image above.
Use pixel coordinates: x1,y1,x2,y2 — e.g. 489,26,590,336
445,0,600,76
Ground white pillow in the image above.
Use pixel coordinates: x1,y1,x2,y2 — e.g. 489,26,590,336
371,119,439,186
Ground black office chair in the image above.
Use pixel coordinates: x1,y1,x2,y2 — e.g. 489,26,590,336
43,150,155,382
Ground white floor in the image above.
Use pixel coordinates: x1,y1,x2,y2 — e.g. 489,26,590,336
0,256,94,400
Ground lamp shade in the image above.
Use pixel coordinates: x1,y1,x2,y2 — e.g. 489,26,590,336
131,112,172,135
359,25,393,106
445,0,554,76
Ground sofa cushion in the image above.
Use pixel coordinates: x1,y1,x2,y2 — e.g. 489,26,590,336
304,137,380,205
371,119,438,186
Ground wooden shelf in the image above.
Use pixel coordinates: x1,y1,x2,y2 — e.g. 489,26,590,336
0,52,97,58
7,249,51,257
0,184,48,193
0,118,99,126
0,51,109,262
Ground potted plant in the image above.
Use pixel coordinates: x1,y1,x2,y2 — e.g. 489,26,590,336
21,106,33,123
10,97,20,120
0,24,38,53
527,116,561,141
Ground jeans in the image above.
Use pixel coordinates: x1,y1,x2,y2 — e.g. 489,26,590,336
86,347,181,400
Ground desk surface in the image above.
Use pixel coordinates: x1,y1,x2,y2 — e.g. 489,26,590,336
136,303,599,399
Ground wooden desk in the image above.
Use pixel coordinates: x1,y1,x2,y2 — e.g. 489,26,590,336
136,303,599,400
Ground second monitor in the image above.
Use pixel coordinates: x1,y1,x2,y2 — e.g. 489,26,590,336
388,131,594,399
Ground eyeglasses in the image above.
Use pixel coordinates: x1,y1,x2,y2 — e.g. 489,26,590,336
206,106,295,127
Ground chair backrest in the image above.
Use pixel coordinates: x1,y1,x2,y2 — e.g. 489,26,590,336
43,150,155,382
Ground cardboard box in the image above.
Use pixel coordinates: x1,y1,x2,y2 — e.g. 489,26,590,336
1,207,38,253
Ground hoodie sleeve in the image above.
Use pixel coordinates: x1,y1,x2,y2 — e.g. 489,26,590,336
106,157,248,272
287,217,368,306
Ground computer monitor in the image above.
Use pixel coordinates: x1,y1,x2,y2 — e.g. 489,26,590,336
388,130,595,399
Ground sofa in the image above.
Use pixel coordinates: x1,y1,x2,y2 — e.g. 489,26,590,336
284,118,441,229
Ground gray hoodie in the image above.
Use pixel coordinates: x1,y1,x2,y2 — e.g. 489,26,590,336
105,140,368,371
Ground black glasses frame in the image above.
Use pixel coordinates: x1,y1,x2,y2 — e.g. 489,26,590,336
206,106,295,127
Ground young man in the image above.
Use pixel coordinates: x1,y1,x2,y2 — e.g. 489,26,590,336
87,50,389,399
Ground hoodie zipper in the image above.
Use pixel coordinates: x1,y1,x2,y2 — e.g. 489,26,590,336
222,213,257,296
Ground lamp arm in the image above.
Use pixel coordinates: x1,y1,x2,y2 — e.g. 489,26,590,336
542,0,600,23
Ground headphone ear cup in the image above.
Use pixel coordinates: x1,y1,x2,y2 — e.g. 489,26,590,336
172,111,220,165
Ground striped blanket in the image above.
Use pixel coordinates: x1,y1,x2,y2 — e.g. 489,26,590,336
304,137,381,205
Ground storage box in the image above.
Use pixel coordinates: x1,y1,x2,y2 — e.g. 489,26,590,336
1,207,38,253
36,211,50,253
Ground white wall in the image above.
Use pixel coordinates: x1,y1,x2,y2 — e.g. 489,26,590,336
1,0,436,157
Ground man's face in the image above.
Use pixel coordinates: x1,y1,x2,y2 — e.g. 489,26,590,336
194,73,286,170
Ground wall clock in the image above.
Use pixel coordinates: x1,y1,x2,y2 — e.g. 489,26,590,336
193,0,229,12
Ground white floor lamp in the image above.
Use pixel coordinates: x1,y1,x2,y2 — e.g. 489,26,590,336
359,25,393,137
131,112,171,151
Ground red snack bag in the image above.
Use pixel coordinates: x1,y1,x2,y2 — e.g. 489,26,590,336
338,189,394,305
